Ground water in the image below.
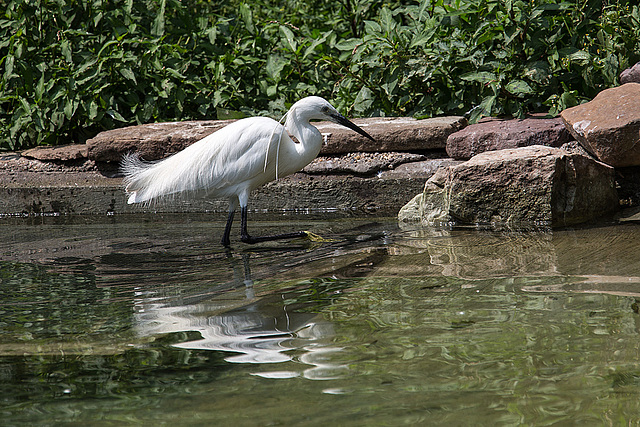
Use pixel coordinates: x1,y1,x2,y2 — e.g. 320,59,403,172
1,213,640,425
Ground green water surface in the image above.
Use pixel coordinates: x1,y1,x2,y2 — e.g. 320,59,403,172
1,214,639,425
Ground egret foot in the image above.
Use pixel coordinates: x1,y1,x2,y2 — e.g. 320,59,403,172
302,231,336,243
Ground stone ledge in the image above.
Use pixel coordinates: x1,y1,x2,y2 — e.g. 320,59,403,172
0,169,430,217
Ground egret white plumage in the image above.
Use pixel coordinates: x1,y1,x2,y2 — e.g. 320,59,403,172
121,96,374,246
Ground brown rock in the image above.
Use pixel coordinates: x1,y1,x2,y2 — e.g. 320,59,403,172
87,120,234,162
446,116,573,160
87,116,468,163
21,144,88,162
560,83,640,167
316,116,467,154
620,62,640,84
302,152,427,176
399,145,618,226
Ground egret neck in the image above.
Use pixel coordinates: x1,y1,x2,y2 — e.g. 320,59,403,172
284,108,324,168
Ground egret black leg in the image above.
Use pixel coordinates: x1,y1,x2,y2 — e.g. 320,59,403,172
239,206,307,244
221,209,235,247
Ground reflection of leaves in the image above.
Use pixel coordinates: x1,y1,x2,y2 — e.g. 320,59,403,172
0,261,130,339
0,341,230,405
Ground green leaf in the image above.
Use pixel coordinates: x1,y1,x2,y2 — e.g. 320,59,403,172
379,8,396,34
266,55,286,82
19,97,32,115
239,3,254,35
364,20,382,34
151,0,166,36
410,28,436,48
353,86,373,113
279,25,297,52
35,74,45,101
120,67,137,83
505,80,533,96
460,71,496,84
334,39,360,52
64,99,75,119
88,101,98,121
61,39,72,63
3,54,14,79
205,27,217,44
106,109,127,122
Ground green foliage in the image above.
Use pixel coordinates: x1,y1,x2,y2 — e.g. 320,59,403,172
1,0,639,150
330,0,640,121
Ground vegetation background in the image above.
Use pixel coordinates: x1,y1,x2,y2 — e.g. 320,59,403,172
1,0,639,150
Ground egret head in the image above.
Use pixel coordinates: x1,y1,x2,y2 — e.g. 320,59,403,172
292,96,375,141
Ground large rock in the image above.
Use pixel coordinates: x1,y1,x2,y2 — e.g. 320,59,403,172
620,62,640,84
560,83,640,167
399,145,618,227
87,116,467,162
87,120,232,163
446,116,573,160
316,116,467,154
22,144,88,162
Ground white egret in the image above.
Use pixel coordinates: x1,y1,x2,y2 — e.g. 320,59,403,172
121,96,374,246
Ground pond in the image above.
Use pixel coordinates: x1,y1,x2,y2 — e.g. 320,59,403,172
1,213,640,425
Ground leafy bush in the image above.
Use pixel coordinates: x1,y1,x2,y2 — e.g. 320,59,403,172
329,0,640,121
1,0,638,150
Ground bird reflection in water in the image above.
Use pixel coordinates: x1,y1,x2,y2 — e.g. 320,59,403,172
134,253,348,380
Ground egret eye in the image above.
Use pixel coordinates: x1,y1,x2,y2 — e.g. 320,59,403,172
321,106,330,113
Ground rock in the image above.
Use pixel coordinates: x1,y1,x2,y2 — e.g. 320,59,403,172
87,120,233,162
446,116,573,160
22,144,88,162
377,158,463,179
302,152,427,176
620,62,640,84
616,166,640,207
560,83,640,167
87,116,467,163
398,145,618,226
316,116,467,154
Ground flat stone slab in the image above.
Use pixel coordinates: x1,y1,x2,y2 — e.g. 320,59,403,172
561,83,640,167
22,144,88,162
86,116,467,162
446,116,573,160
315,116,467,154
87,120,232,163
0,152,447,216
302,152,428,176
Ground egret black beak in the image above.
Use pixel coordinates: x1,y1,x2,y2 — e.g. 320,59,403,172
331,113,375,141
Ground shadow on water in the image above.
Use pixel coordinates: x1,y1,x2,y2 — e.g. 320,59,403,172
1,213,640,424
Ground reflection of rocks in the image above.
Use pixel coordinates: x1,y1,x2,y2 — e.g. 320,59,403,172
391,226,558,279
385,224,640,297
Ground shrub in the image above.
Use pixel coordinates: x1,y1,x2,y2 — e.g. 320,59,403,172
1,0,638,150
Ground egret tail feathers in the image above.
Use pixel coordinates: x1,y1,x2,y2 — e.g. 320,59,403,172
121,152,187,204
